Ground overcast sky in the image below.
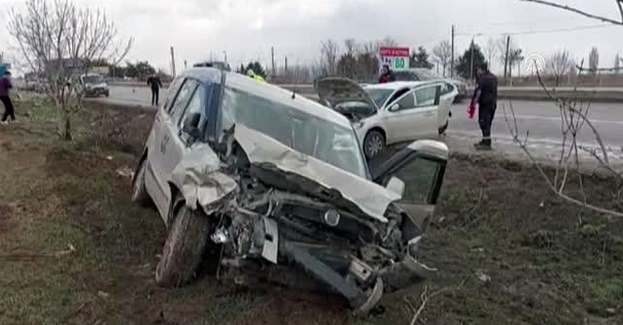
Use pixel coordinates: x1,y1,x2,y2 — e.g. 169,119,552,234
1,0,622,75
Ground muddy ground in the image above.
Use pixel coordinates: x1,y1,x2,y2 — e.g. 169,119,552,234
0,99,621,325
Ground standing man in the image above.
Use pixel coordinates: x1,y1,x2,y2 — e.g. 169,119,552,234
147,74,163,106
469,63,498,150
246,69,266,82
378,64,396,84
0,71,14,125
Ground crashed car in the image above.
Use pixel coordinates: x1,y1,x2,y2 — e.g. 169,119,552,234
316,77,455,160
131,67,449,315
79,73,110,97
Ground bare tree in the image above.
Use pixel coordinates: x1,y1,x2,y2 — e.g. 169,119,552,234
432,40,452,77
319,38,339,76
615,53,621,73
8,0,132,140
483,38,498,68
588,47,600,74
510,0,623,217
546,49,572,86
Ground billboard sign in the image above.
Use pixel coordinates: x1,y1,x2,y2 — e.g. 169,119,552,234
379,47,410,70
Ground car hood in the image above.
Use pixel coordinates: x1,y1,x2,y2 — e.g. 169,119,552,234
234,124,401,223
315,77,379,113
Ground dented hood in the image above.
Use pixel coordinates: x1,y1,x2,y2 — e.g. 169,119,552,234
234,124,401,223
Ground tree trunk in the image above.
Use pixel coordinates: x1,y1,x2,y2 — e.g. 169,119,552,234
57,106,72,141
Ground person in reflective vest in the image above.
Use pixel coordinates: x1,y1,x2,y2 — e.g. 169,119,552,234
246,69,266,82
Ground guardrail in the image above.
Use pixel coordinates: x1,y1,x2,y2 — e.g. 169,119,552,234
108,81,623,103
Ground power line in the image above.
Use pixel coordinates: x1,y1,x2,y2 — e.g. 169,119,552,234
456,23,615,37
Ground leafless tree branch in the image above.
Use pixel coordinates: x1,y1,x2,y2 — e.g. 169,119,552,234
519,0,623,25
504,58,622,217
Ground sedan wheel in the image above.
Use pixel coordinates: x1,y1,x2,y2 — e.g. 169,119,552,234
131,159,151,206
155,204,211,287
364,130,385,160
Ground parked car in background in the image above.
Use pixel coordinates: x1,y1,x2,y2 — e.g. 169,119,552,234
316,78,456,160
193,60,231,71
79,73,109,97
392,68,468,103
131,67,449,315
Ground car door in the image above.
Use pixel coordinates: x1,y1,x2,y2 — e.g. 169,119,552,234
382,84,440,143
150,78,200,215
145,76,185,213
436,82,455,128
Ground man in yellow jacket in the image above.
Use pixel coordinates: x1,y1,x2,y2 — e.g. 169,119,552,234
246,69,266,82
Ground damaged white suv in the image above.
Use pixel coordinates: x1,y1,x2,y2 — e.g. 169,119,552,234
131,67,449,314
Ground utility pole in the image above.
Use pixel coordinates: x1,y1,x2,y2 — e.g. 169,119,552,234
285,55,288,73
503,35,510,78
184,60,187,69
271,46,276,77
223,51,228,63
469,39,475,81
450,25,455,79
170,46,176,77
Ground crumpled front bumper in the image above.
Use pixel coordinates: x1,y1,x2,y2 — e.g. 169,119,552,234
280,238,436,315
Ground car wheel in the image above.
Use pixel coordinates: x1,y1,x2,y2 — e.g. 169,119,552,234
131,159,151,206
364,130,385,160
155,203,211,287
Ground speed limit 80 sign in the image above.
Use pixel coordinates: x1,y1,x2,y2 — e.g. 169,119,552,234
379,47,410,70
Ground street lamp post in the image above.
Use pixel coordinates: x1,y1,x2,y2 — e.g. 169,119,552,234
223,51,228,63
469,33,482,81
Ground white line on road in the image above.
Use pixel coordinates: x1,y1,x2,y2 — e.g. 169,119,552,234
507,114,623,125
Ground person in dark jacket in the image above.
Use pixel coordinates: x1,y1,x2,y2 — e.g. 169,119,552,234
470,63,498,150
146,74,163,106
0,71,15,125
378,64,396,84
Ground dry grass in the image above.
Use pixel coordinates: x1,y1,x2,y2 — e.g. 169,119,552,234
0,99,621,325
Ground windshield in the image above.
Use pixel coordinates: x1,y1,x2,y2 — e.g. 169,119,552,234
220,86,369,178
82,75,104,84
365,88,394,108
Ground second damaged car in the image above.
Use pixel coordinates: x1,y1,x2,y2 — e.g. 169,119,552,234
131,67,449,314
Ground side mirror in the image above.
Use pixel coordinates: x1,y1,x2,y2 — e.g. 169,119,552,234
388,103,400,112
182,112,202,139
386,176,405,197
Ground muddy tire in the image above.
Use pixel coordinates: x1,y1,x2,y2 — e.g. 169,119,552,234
364,130,386,160
155,204,211,287
131,159,151,207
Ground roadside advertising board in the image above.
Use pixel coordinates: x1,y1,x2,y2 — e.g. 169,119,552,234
379,47,410,70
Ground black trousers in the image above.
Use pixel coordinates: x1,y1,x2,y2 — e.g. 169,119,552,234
151,87,159,106
1,96,15,122
478,102,497,145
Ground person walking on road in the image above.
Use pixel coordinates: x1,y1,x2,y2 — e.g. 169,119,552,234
378,64,396,84
147,74,163,106
0,71,15,125
469,63,498,150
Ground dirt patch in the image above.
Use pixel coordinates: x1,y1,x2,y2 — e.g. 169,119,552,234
0,100,621,325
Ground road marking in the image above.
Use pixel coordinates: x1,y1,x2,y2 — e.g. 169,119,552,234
508,114,623,125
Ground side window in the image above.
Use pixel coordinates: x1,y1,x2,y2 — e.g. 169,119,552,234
440,83,454,96
414,85,439,107
387,88,410,106
178,86,203,130
395,93,415,110
169,79,198,123
163,77,184,111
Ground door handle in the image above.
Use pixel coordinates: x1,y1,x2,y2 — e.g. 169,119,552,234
160,135,169,154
